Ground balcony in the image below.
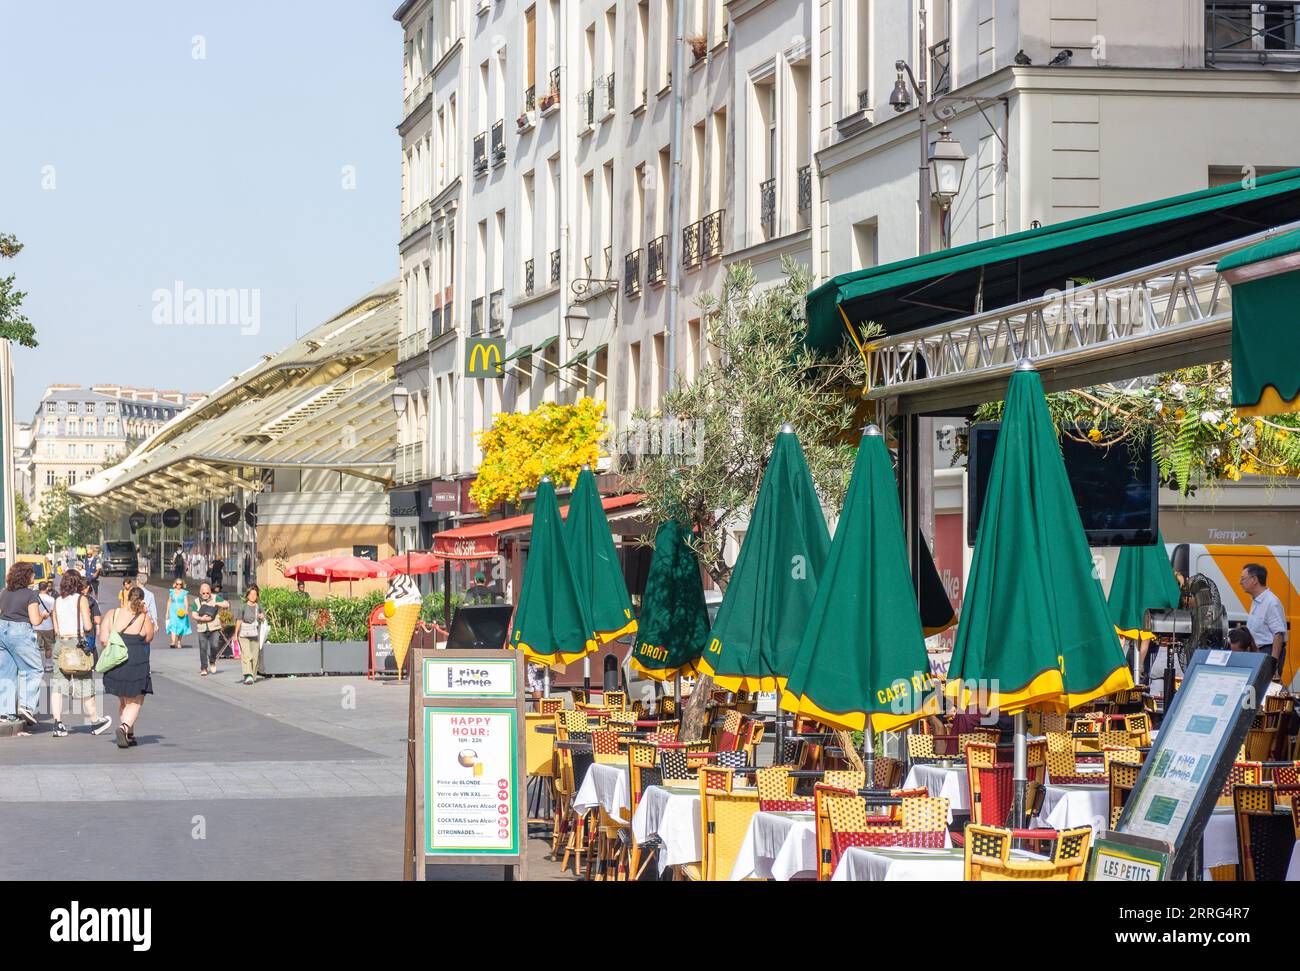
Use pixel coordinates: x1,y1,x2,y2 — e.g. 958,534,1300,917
491,120,506,164
518,85,537,132
490,288,505,331
396,442,425,487
582,87,595,128
473,132,488,175
930,38,951,96
523,258,535,297
798,165,812,213
524,84,536,112
400,200,432,241
398,329,428,363
403,73,433,122
470,296,485,335
549,248,560,285
624,249,642,297
759,178,776,238
647,235,667,283
1206,2,1300,63
601,73,616,116
540,67,561,114
682,221,701,268
701,209,724,258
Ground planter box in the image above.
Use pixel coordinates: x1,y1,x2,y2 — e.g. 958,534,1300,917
322,640,370,675
259,642,323,676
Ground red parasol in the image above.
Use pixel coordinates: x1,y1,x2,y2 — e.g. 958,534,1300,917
378,552,443,575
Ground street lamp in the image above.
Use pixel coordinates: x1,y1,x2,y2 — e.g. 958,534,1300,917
928,126,968,210
390,384,410,416
563,302,590,348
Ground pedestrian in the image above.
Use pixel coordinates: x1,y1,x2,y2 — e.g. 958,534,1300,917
119,576,158,626
86,547,102,597
35,580,56,673
0,562,48,730
192,582,227,676
101,586,156,749
49,571,112,738
465,571,493,604
234,585,266,685
86,589,103,653
1240,563,1288,683
166,577,191,649
209,555,224,591
172,548,185,584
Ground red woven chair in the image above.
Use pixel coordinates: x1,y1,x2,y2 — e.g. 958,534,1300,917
825,793,950,866
953,743,1058,849
590,729,622,763
1217,761,1263,808
757,765,815,813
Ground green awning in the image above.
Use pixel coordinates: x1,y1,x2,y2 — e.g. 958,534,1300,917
1108,531,1181,640
535,336,558,353
564,466,636,643
562,351,589,369
503,343,533,362
808,168,1300,352
1218,228,1300,416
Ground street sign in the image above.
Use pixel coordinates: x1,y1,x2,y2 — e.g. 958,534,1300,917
218,502,240,527
405,648,526,881
128,512,146,531
465,337,505,378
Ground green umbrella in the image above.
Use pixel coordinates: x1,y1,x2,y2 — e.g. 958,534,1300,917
946,363,1132,716
779,426,937,732
564,465,637,643
629,519,711,682
509,476,597,668
1108,530,1181,641
697,425,831,693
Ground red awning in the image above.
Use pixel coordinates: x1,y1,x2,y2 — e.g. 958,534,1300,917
433,493,645,561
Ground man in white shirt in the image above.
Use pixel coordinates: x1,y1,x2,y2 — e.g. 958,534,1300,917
1241,562,1288,683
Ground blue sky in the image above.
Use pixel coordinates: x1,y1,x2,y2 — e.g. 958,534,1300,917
0,0,398,418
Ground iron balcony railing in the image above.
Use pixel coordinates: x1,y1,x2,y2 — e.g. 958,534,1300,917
682,221,701,268
701,209,723,258
523,258,535,297
400,200,432,240
624,249,642,297
603,244,613,274
1207,2,1300,63
549,248,561,285
582,87,594,126
473,131,488,173
403,72,433,121
798,165,812,213
470,296,485,335
396,442,425,486
491,120,506,162
490,288,505,331
524,84,536,112
647,235,667,283
858,89,870,112
603,73,616,113
759,177,776,237
432,301,454,338
549,66,562,102
930,38,951,95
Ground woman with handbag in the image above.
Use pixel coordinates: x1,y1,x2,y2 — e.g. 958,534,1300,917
166,578,191,649
50,571,112,738
101,586,156,749
233,585,266,685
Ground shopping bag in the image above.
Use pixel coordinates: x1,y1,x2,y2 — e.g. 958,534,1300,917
94,630,129,673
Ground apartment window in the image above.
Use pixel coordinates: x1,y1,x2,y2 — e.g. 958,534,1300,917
754,77,777,239
852,218,878,268
652,332,666,406
602,161,614,271
85,402,96,415
659,0,675,90
710,0,726,46
636,1,650,105
709,108,727,213
686,317,702,384
525,5,537,93
106,403,116,415
633,163,646,245
46,470,56,486
84,444,94,458
581,171,594,271
846,0,870,114
68,402,79,414
45,402,56,414
657,146,671,235
627,341,642,413
590,346,609,402
522,170,536,294
66,418,78,436
543,341,559,403
547,0,560,75
67,444,76,458
930,0,951,95
691,122,705,222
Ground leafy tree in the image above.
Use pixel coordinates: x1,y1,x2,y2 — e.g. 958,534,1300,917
471,398,608,511
15,495,40,554
632,258,872,737
0,233,38,347
33,481,102,550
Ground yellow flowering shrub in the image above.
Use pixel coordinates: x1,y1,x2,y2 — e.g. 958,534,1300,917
470,398,608,510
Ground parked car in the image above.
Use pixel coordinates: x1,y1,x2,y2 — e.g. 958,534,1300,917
101,541,139,578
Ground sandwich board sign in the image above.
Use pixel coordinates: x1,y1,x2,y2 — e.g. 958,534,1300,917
404,647,526,880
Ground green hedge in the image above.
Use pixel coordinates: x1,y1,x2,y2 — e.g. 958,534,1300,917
260,587,465,644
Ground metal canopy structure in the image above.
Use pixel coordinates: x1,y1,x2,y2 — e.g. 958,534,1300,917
71,281,400,512
868,221,1300,416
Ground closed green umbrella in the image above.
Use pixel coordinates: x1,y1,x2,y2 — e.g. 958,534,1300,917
946,364,1132,716
1108,530,1181,641
564,465,637,643
630,519,711,682
946,362,1132,825
697,425,831,693
780,426,937,733
509,476,598,668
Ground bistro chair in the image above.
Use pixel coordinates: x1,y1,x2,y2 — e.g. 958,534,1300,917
1046,732,1105,785
1124,713,1152,747
659,741,711,786
627,741,664,880
644,726,679,745
906,733,951,764
1218,761,1264,808
1245,725,1281,762
1102,745,1144,775
688,766,761,881
826,792,950,856
1263,760,1300,804
525,712,557,828
536,697,564,716
558,709,590,739
602,690,628,711
590,730,623,764
963,824,1092,881
1108,761,1142,828
873,756,904,790
607,709,638,729
957,743,1055,848
1234,783,1295,881
714,709,745,752
757,764,814,813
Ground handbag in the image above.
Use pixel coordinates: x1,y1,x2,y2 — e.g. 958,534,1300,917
56,595,95,675
95,629,130,673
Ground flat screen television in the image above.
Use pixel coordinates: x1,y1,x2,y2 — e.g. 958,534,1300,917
966,422,1158,547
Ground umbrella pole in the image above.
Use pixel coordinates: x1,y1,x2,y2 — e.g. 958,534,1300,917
543,667,550,699
861,722,875,787
583,655,591,695
1011,711,1028,829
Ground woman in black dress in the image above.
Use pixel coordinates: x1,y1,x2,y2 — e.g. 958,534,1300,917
101,586,156,749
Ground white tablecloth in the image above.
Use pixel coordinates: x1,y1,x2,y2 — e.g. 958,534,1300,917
571,763,630,821
630,785,701,873
903,764,967,815
832,844,1037,881
1201,806,1239,877
1035,784,1110,834
1288,843,1300,882
730,811,818,881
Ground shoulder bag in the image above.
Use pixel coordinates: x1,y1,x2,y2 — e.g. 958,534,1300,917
57,595,95,675
94,609,131,673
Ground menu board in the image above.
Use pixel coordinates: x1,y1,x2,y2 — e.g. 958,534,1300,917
424,708,518,855
1117,649,1271,875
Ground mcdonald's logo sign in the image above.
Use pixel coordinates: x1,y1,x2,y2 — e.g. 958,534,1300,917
465,338,505,378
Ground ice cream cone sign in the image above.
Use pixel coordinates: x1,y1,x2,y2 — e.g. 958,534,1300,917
385,573,422,678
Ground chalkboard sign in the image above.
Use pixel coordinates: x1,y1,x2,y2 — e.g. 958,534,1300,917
404,648,526,881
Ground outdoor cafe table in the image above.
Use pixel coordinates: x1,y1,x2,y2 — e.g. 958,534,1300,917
903,763,968,816
571,762,630,820
1035,783,1110,833
631,784,702,873
730,810,818,881
831,845,1039,881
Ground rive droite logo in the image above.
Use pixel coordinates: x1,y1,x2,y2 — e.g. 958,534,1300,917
49,901,151,951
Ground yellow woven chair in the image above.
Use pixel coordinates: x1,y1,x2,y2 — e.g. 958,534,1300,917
1102,745,1143,774
1108,761,1142,827
1046,732,1101,785
690,766,760,881
627,741,664,880
602,690,628,711
1218,761,1264,808
824,769,866,791
959,730,1000,757
607,709,638,729
536,697,563,716
757,764,813,812
906,733,942,763
558,709,589,740
1123,713,1152,747
963,824,1092,881
1234,783,1294,881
